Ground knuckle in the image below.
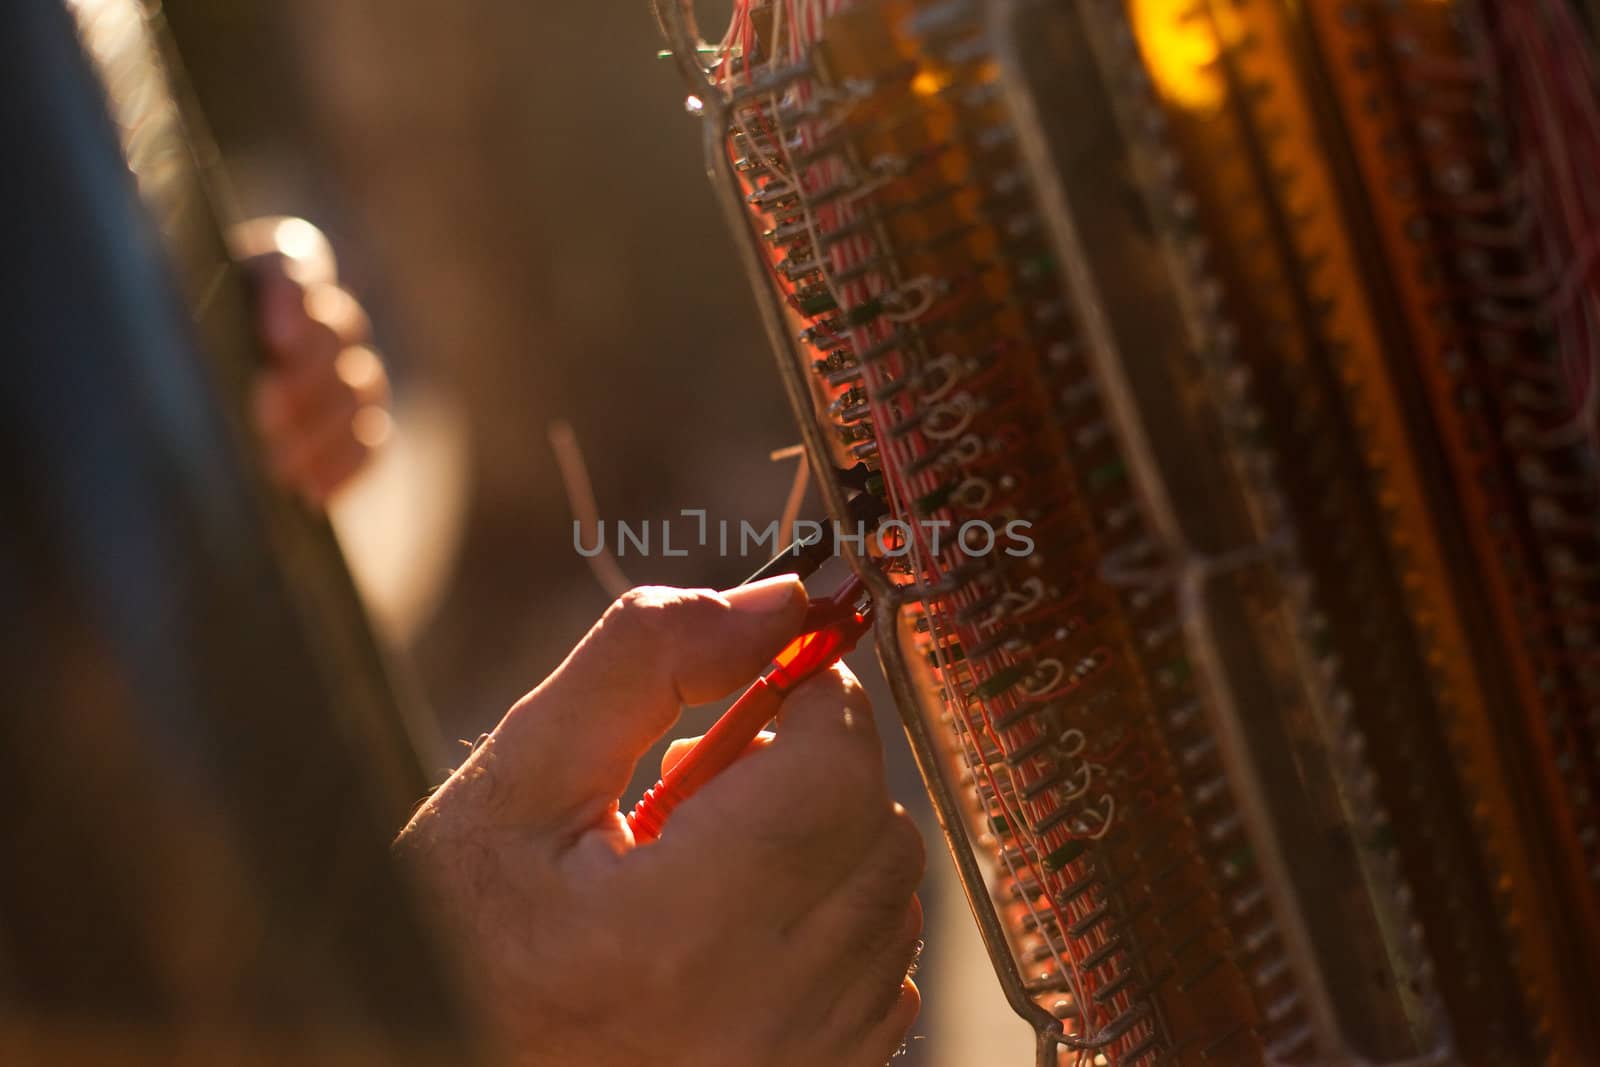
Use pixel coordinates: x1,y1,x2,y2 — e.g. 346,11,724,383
272,218,336,280
336,345,388,397
876,831,924,906
787,668,880,765
849,884,906,945
807,661,868,713
608,585,714,622
306,282,370,343
835,660,868,702
785,663,850,713
832,666,877,738
906,898,925,947
600,586,722,660
605,586,681,635
884,809,926,885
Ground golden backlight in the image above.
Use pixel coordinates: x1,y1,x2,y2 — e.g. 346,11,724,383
1129,0,1224,113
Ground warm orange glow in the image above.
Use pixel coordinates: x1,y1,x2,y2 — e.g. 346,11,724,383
1129,0,1225,114
910,67,947,97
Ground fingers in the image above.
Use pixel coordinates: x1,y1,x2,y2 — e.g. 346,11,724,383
337,344,389,405
847,978,919,1067
273,408,375,504
250,263,324,358
784,804,922,1053
660,737,697,778
251,273,369,369
826,893,924,1039
254,340,390,502
799,803,925,958
490,579,808,829
230,216,338,286
660,731,774,777
237,216,389,504
644,663,892,924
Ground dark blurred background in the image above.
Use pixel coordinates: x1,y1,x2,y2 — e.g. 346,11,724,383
157,2,1033,1061
162,0,791,723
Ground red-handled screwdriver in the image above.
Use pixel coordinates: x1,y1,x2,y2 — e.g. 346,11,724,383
627,575,874,844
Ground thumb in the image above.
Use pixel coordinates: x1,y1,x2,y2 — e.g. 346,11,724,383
489,578,807,828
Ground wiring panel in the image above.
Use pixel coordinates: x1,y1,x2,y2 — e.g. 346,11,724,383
653,0,1600,1062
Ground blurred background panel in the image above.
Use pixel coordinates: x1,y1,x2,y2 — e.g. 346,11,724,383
157,1,1035,1062
164,0,793,719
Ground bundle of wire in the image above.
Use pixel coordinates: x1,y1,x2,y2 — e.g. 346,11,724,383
1461,0,1600,914
707,1,1267,1061
682,0,1600,1062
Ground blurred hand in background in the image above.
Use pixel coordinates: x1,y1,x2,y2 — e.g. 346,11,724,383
396,578,924,1067
234,216,391,505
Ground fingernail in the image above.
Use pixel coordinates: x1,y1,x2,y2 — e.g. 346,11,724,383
723,574,804,615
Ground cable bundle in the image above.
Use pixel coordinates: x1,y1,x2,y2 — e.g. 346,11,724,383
706,1,1275,1061
661,0,1600,1061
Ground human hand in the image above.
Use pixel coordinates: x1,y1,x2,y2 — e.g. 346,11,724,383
233,216,390,506
396,578,924,1067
